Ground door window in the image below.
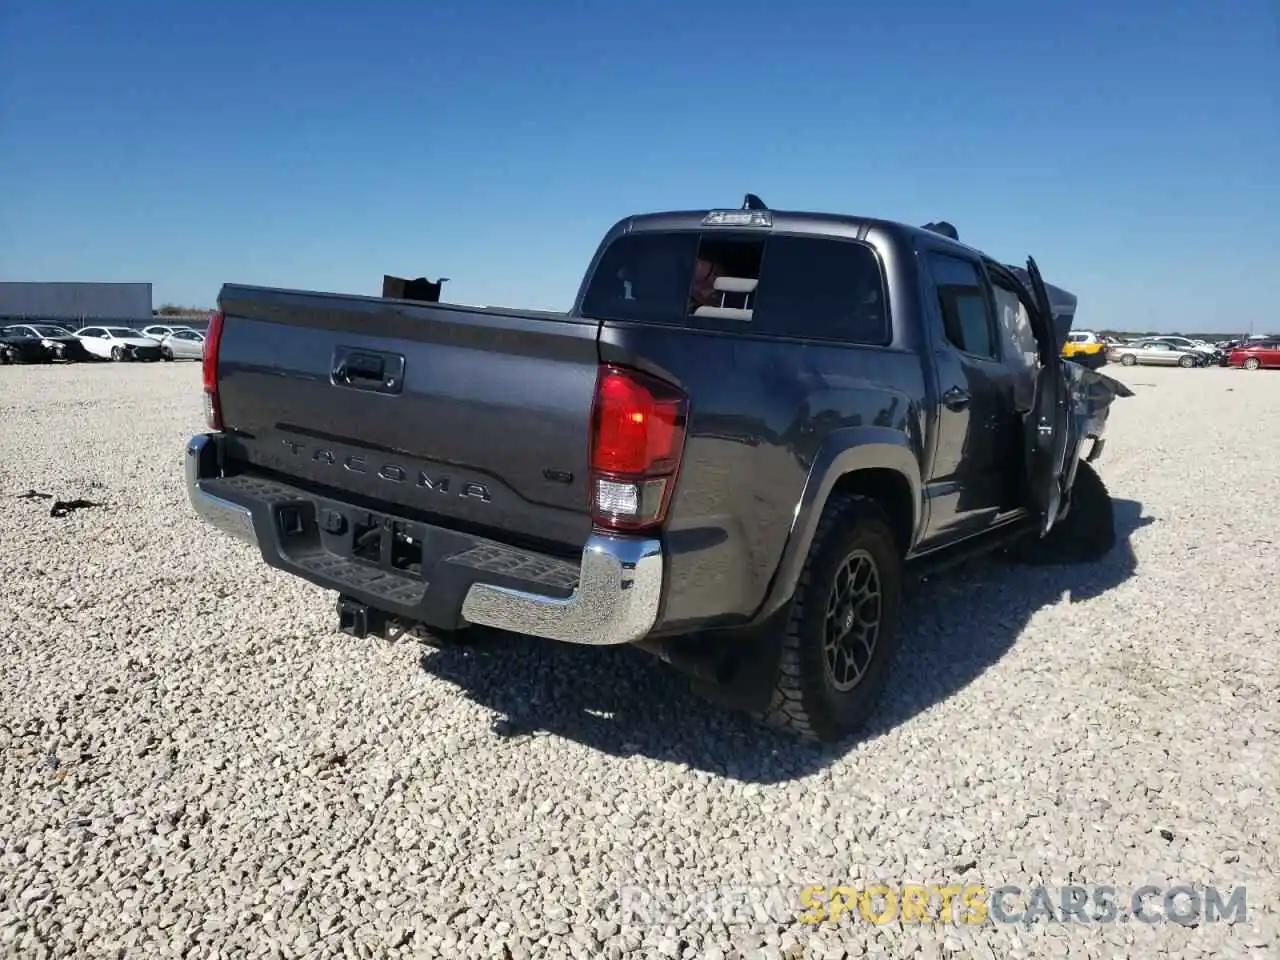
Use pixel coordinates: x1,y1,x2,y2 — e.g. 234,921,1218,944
928,254,998,359
988,272,1040,411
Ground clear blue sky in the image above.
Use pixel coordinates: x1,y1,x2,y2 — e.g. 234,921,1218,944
2,0,1276,332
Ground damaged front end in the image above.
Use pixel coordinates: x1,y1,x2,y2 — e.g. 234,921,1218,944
1043,361,1132,529
1065,361,1133,466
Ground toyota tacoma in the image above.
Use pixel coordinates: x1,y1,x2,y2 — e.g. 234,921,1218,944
185,196,1131,741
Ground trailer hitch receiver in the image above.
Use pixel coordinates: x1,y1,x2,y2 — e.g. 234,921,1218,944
336,596,387,639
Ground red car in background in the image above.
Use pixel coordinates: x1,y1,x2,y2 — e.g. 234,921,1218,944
1228,339,1280,370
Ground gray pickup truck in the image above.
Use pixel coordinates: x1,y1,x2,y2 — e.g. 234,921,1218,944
186,196,1130,741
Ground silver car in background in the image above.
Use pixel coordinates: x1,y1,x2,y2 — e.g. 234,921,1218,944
1108,338,1203,368
160,329,206,361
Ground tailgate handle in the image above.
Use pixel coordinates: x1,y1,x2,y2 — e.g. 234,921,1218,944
332,346,405,394
342,352,383,380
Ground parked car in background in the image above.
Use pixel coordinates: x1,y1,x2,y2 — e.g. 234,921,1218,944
74,326,164,361
1,323,93,361
1147,335,1223,365
1108,339,1203,367
1228,339,1280,370
144,323,198,340
1061,330,1108,368
0,327,56,364
1215,339,1243,364
160,329,206,360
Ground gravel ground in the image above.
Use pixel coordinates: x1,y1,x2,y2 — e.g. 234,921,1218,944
0,360,1276,960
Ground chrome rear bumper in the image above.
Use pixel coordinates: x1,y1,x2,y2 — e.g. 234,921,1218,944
460,536,662,645
185,433,662,645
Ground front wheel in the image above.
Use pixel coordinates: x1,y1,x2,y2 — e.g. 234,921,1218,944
1244,357,1261,371
1179,355,1195,368
110,345,125,361
756,495,903,742
1010,460,1115,566
1120,353,1137,366
161,347,174,361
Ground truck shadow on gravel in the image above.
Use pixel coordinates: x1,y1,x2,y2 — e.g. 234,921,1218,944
419,498,1152,784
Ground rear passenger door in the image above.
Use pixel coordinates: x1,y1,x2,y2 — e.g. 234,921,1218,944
919,250,1017,546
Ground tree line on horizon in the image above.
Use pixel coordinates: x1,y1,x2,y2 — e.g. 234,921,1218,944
154,304,214,316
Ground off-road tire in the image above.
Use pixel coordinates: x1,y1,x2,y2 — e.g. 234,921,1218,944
1011,460,1115,566
757,494,903,743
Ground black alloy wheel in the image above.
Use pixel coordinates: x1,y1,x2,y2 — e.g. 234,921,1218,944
821,549,883,692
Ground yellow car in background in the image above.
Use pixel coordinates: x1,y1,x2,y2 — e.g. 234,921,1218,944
1062,330,1108,368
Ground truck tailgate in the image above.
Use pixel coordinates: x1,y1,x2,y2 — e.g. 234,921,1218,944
214,285,601,551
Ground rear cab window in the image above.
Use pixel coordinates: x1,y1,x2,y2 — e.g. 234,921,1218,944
580,229,890,345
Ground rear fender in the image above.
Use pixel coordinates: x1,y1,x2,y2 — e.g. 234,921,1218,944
757,427,923,620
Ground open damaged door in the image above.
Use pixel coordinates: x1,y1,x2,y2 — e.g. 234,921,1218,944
1022,256,1074,537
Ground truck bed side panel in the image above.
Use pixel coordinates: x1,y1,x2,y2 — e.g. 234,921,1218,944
599,325,930,632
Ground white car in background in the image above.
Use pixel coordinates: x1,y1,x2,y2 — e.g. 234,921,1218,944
159,329,206,361
74,326,165,362
143,323,199,340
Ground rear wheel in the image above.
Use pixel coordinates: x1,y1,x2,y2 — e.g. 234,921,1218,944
1244,357,1261,371
1120,353,1137,366
1011,460,1115,565
757,495,903,743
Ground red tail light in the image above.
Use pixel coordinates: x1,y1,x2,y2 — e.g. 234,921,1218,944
589,365,688,533
202,309,225,430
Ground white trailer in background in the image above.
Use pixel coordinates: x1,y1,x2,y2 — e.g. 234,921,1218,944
0,282,153,325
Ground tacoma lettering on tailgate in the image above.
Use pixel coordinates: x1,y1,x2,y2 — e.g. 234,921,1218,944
280,439,492,502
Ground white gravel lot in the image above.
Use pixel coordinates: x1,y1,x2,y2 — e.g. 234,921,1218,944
0,360,1276,960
